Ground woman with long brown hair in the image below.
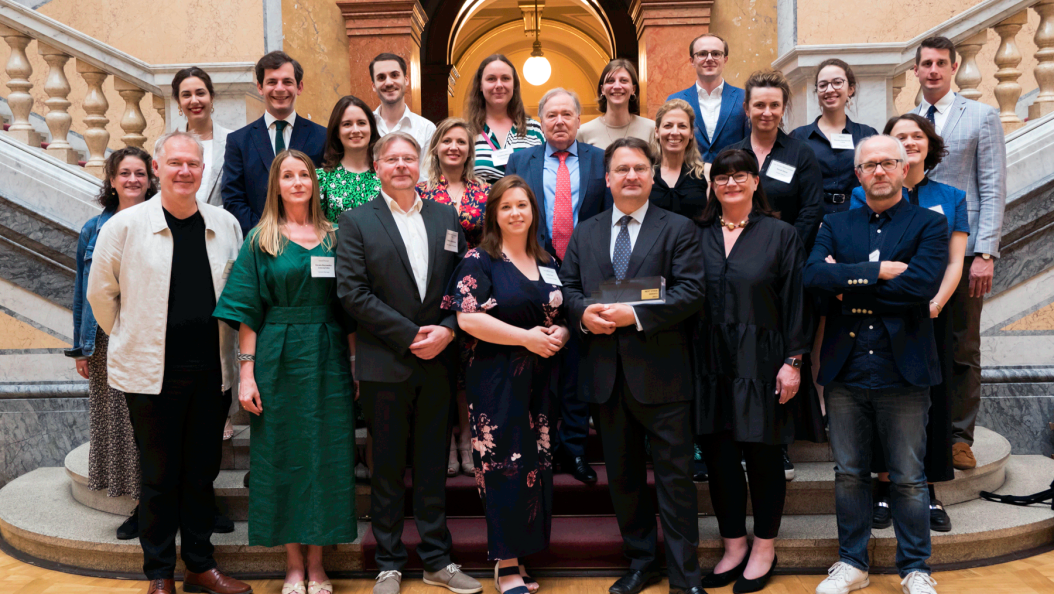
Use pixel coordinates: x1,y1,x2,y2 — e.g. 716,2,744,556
442,175,569,594
465,55,544,183
214,150,356,594
318,95,382,223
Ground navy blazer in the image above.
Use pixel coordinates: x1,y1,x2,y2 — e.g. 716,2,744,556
803,201,949,387
667,83,750,163
221,114,327,234
505,141,612,260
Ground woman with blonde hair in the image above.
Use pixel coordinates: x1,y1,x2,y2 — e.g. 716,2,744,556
214,150,356,594
649,99,709,221
465,55,544,183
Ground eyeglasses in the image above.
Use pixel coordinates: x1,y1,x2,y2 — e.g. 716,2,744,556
693,50,725,60
712,172,752,186
611,165,652,177
380,155,418,166
816,78,847,92
856,159,902,175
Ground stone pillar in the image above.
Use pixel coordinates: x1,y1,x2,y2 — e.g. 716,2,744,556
422,64,459,124
629,0,714,118
338,0,428,113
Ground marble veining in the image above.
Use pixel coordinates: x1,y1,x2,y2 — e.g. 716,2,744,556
0,196,78,267
0,396,89,488
979,393,1054,457
993,222,1054,296
0,235,73,309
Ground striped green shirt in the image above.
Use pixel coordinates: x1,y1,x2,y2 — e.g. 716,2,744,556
473,119,545,183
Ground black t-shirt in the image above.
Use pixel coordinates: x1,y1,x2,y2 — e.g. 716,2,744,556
163,207,220,370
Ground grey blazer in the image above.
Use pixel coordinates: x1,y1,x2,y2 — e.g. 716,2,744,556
912,94,1006,257
180,122,231,207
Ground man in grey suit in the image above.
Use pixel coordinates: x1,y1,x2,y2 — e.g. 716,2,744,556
335,132,481,594
911,36,1007,469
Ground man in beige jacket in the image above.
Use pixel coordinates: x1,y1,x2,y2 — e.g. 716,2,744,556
88,131,250,594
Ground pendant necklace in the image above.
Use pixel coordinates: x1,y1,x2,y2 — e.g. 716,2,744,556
603,116,632,145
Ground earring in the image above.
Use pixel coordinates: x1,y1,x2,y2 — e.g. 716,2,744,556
630,93,637,102
211,106,215,114
178,108,184,117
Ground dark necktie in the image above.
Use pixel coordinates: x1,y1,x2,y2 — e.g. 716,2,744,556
613,215,633,281
925,104,937,127
274,120,288,154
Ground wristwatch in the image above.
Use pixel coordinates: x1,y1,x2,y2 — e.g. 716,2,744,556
980,253,992,260
784,357,802,369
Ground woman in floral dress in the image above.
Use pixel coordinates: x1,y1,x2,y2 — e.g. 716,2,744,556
442,175,569,594
317,95,382,223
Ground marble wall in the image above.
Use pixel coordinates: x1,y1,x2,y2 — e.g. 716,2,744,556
979,381,1054,456
0,396,89,489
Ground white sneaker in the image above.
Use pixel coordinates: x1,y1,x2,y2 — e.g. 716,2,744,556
901,571,938,594
815,561,869,594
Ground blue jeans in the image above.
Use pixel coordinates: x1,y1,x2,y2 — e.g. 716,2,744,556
826,382,932,577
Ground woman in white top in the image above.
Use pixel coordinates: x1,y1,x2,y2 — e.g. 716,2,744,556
173,67,231,208
577,59,655,150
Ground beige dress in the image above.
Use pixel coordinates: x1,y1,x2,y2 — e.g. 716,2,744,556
577,114,656,150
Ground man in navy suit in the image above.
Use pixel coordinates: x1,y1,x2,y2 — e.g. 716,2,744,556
804,135,948,594
505,88,611,485
666,33,749,163
222,51,327,234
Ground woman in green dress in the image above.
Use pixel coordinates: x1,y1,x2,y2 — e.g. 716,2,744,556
318,95,382,223
214,150,355,594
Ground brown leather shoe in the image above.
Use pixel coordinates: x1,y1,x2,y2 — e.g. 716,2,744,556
146,578,175,594
183,568,253,594
952,442,977,470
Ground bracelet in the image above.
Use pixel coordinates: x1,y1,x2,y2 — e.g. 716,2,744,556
237,353,256,362
350,355,356,362
931,301,943,313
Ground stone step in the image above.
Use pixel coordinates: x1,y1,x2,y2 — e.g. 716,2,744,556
3,455,1051,575
63,427,1011,521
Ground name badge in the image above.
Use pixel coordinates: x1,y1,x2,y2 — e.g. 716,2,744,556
222,259,235,280
311,256,335,278
539,266,562,286
830,133,855,150
444,229,460,252
766,159,796,184
869,249,881,263
492,147,514,167
929,204,945,215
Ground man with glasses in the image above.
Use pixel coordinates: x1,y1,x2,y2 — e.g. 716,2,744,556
804,135,948,594
667,33,750,162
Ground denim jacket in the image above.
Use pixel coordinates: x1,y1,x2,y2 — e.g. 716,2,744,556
65,210,114,359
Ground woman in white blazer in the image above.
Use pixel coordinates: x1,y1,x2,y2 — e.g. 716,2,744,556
173,67,231,208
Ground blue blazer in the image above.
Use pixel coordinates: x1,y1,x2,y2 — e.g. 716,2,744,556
221,114,327,234
667,83,750,163
803,202,949,387
505,141,612,260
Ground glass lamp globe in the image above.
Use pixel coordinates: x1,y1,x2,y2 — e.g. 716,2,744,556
523,54,552,86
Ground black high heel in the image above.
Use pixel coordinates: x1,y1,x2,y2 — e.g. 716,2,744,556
700,548,750,588
732,554,778,594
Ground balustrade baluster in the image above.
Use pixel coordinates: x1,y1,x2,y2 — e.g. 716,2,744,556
37,43,78,164
994,12,1028,132
892,72,905,105
153,94,167,131
955,30,988,102
1031,0,1054,119
76,60,110,178
0,24,41,146
114,78,146,148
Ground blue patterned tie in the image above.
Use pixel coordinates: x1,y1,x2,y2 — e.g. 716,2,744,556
613,215,633,281
925,104,937,127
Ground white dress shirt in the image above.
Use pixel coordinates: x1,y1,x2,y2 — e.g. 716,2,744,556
381,190,430,301
264,111,296,154
919,90,956,135
696,80,725,140
374,104,437,181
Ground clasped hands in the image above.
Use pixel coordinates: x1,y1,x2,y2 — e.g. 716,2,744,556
410,325,455,360
582,303,636,335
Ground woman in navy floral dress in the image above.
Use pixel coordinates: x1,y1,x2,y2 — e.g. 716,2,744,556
442,175,568,594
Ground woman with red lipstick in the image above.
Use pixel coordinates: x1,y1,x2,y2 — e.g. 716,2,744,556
173,67,229,208
465,55,544,183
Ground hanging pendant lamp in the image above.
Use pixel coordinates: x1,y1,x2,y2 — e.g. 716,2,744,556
523,0,551,85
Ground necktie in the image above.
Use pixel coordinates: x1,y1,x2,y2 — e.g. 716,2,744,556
274,120,288,154
552,151,573,260
925,104,937,127
613,215,633,281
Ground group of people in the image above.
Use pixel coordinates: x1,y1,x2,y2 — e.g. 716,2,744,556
67,29,1005,594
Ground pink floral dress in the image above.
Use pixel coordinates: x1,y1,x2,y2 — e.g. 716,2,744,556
441,248,563,561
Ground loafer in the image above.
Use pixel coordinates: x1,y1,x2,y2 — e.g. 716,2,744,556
182,568,252,594
147,578,175,594
929,499,952,532
701,549,749,588
872,498,892,530
733,554,777,594
117,506,139,540
668,587,706,594
952,443,976,470
556,450,597,484
609,569,662,594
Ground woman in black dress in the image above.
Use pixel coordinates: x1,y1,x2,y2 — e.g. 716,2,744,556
650,99,709,220
442,175,569,594
695,149,812,594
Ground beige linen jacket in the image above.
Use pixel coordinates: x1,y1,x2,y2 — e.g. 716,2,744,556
87,197,244,395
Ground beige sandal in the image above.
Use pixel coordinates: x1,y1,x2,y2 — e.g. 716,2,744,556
308,580,334,594
222,417,235,440
282,581,307,594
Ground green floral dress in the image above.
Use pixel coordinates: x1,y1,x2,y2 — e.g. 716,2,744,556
317,165,382,223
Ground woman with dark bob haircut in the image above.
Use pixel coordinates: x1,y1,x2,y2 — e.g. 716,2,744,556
851,114,966,534
693,149,813,593
66,146,157,541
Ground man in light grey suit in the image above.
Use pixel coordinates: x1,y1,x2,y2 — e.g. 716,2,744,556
911,36,1007,469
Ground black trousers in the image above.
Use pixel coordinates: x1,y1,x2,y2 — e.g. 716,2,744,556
554,332,590,458
949,256,983,445
592,356,701,590
125,368,229,580
360,365,454,572
698,432,786,540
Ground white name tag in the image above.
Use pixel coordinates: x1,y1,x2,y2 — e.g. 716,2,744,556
869,249,881,263
929,204,945,215
444,229,460,252
491,147,514,167
222,259,235,280
539,266,562,286
830,133,855,150
311,256,335,278
766,159,796,184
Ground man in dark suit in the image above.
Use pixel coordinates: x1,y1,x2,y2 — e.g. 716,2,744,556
804,135,948,594
505,88,612,485
335,132,481,594
222,51,326,234
560,137,706,594
666,33,750,163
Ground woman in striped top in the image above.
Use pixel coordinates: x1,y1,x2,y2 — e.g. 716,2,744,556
465,54,544,183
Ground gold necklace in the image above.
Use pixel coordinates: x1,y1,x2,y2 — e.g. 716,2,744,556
602,115,632,145
719,215,749,231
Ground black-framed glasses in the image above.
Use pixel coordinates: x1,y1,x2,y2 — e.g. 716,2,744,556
713,172,752,186
693,50,725,60
817,78,847,92
856,159,902,175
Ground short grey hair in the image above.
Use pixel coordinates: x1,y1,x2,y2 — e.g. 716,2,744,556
538,88,582,117
154,130,204,162
373,131,420,161
854,134,908,167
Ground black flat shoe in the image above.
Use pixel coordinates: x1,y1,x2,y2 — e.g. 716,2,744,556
872,498,892,529
115,506,139,540
732,554,777,594
213,512,234,534
609,569,662,594
930,499,952,532
701,549,749,588
669,587,706,594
